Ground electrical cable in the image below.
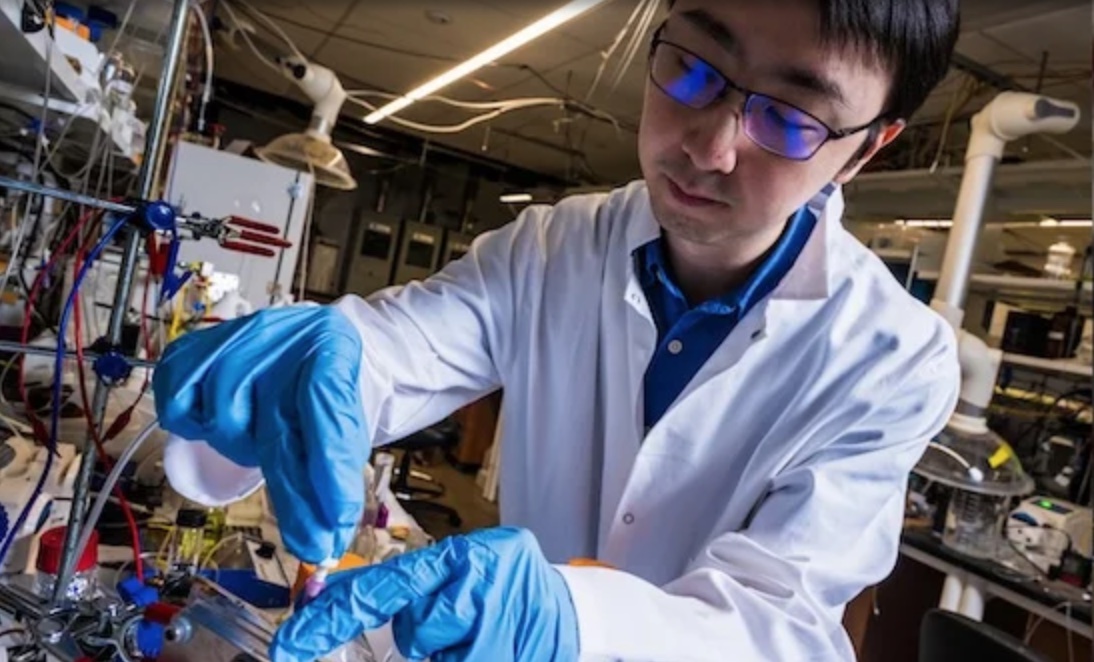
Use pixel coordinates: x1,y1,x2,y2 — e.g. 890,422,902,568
230,0,307,63
218,2,283,75
72,234,144,580
1,30,55,294
609,0,658,94
189,1,216,132
98,0,139,66
585,0,648,102
297,164,315,301
346,96,565,134
74,418,160,569
348,89,628,137
17,208,103,442
0,213,130,565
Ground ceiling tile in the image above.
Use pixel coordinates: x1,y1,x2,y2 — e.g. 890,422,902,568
339,1,542,54
976,6,1092,66
958,0,1090,32
217,0,1092,180
465,0,652,49
244,0,358,33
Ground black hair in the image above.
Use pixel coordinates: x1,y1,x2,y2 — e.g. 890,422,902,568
665,0,960,122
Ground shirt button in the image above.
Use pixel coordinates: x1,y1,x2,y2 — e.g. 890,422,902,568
622,513,635,525
667,339,684,354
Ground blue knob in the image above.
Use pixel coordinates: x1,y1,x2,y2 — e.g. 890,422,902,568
140,201,177,233
92,350,133,386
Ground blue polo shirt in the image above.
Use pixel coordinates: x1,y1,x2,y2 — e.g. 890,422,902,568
636,206,817,428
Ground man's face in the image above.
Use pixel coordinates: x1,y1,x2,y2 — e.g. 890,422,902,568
639,0,902,245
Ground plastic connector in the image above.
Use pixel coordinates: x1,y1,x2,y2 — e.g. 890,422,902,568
134,620,166,658
117,576,159,608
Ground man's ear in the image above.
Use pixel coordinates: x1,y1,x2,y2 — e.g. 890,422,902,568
833,119,906,184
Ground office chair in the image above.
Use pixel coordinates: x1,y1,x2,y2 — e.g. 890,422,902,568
386,419,463,528
919,609,1051,662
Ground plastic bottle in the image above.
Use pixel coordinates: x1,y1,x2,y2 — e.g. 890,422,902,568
1044,240,1077,279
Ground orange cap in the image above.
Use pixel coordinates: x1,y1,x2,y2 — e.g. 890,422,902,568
567,558,614,569
290,552,371,601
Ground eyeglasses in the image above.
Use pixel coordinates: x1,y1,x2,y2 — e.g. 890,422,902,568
648,34,878,161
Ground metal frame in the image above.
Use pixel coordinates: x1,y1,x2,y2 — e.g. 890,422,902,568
0,0,191,605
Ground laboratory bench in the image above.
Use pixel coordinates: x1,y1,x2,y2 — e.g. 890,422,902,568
849,525,1091,662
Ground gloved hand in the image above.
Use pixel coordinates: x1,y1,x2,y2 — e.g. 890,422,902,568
152,306,367,563
270,527,580,662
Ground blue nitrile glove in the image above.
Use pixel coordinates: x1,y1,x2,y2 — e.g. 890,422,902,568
270,527,580,662
152,306,367,563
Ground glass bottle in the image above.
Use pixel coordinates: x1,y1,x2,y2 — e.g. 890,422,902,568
173,508,208,573
35,526,98,602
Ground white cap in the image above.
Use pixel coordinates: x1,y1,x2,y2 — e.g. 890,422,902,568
163,433,265,507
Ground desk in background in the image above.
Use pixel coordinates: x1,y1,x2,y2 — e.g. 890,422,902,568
901,528,1090,639
854,527,1091,662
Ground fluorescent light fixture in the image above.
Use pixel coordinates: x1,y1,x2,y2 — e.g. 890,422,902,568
499,192,533,204
1040,217,1092,227
364,0,608,124
899,219,953,228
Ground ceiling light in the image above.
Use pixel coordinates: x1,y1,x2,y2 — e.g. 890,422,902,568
500,192,533,204
364,0,609,124
900,219,953,228
1041,218,1092,227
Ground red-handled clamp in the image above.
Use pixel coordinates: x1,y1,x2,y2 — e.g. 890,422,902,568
216,216,293,257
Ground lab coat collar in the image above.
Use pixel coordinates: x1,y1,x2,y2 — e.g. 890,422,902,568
625,181,841,301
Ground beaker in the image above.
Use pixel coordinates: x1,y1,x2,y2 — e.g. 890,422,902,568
942,489,1009,558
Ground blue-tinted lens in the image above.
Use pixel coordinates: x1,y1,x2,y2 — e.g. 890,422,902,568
654,44,723,108
744,96,827,159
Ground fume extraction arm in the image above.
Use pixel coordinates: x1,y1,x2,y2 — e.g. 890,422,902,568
911,91,1081,619
931,91,1080,433
255,57,359,191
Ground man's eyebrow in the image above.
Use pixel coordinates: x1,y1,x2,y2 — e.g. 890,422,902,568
775,65,850,108
678,8,850,108
679,8,738,55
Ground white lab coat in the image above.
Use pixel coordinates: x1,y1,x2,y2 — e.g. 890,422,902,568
334,180,960,662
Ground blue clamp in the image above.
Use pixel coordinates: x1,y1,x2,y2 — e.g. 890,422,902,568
117,576,159,608
136,201,177,234
159,238,190,305
134,620,166,658
92,348,133,386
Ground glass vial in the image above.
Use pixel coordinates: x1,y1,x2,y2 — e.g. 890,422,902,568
173,508,208,572
36,526,99,602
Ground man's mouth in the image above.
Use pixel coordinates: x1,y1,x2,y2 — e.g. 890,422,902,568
665,175,723,209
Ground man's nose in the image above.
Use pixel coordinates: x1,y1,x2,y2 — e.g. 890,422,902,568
680,105,746,175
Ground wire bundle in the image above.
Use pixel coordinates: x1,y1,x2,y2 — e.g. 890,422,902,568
0,211,148,576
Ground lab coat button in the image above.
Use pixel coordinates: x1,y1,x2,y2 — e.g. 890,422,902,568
667,339,683,354
622,513,635,525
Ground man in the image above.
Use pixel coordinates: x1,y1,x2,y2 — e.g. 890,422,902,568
154,1,962,660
